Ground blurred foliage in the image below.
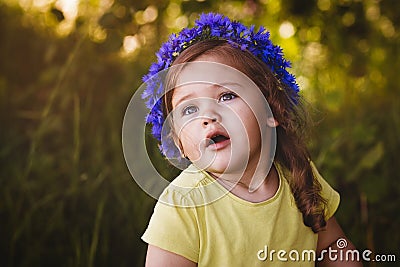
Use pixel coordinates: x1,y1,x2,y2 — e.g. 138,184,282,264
0,0,399,266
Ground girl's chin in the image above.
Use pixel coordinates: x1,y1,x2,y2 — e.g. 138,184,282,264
194,156,238,174
190,150,248,173
192,162,228,173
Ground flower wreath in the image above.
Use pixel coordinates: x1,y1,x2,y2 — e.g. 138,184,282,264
141,12,299,159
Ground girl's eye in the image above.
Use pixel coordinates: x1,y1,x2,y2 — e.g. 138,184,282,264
219,92,237,102
182,105,198,116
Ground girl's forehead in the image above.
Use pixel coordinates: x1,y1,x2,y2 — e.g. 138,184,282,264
173,60,252,89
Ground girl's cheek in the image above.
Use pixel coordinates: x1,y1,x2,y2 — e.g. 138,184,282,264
180,128,201,158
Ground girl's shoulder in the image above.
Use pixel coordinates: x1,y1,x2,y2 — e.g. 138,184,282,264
276,161,340,220
158,165,222,208
310,161,341,219
169,164,211,188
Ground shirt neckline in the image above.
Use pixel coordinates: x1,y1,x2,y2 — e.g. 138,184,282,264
200,162,284,207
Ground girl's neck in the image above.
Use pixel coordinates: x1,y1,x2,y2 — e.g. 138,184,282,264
209,163,279,203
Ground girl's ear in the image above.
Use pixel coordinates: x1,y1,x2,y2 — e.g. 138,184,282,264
167,118,185,157
267,117,279,128
172,134,185,158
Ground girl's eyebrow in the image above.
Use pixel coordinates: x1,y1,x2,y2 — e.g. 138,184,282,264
218,82,242,89
172,92,195,108
172,82,242,107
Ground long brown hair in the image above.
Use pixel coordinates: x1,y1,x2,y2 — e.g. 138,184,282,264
164,39,327,233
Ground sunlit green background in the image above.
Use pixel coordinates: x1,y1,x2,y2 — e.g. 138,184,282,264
1,0,399,266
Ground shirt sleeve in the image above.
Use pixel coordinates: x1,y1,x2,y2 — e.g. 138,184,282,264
141,193,200,263
310,161,341,220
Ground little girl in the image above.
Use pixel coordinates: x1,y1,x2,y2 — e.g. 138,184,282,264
140,13,362,267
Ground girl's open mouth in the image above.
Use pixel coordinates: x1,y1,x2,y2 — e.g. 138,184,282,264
206,133,231,150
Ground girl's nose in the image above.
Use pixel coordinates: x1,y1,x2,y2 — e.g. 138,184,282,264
203,117,217,126
200,101,221,126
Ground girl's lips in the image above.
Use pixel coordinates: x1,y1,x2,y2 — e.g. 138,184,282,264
207,138,231,150
205,127,230,150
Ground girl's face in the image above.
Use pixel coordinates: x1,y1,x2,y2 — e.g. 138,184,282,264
169,55,274,177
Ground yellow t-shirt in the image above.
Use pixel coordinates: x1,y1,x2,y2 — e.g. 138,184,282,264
142,162,340,266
